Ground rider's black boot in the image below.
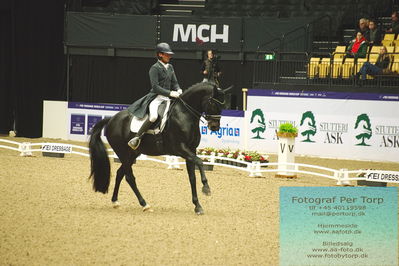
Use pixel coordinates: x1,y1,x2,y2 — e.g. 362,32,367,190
128,119,153,150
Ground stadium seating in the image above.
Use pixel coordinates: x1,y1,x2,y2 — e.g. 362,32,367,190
307,57,320,78
382,33,395,47
342,58,354,78
310,42,399,81
318,58,331,78
333,46,346,59
369,46,382,62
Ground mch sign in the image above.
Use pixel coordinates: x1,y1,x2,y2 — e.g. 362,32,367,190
172,24,229,43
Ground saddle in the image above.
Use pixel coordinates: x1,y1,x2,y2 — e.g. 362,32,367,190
130,100,171,134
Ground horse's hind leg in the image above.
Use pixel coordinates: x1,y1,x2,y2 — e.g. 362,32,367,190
111,166,124,208
119,156,151,212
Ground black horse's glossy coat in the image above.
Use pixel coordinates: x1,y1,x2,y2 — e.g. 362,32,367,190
88,82,225,214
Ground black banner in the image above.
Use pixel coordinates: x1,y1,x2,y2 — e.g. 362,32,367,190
66,12,157,48
243,17,313,52
160,16,242,51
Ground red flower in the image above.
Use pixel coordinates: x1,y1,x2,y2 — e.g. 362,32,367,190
244,155,252,162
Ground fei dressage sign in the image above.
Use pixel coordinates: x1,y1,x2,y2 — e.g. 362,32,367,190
41,143,72,153
366,170,399,183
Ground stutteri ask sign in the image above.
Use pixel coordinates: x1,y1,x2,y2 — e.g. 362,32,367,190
246,89,399,162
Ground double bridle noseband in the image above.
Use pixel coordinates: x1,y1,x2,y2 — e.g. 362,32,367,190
178,95,224,123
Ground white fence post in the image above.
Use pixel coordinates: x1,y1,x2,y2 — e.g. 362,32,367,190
249,161,262,177
166,155,180,169
336,168,351,186
19,142,32,157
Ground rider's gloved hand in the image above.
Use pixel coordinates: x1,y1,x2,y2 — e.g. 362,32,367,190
177,89,183,95
170,91,180,98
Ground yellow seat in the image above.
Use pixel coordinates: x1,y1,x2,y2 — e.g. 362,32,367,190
333,46,346,59
387,46,395,53
391,60,399,73
342,58,354,78
356,58,367,73
391,53,399,73
384,33,395,41
318,58,330,78
382,40,393,47
369,46,382,62
393,40,399,48
307,57,320,78
331,58,343,78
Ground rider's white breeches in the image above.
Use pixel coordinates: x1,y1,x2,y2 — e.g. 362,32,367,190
149,95,169,122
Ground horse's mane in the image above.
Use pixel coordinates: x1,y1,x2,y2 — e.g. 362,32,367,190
181,82,214,97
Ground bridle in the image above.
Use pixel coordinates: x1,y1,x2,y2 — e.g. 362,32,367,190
178,94,224,123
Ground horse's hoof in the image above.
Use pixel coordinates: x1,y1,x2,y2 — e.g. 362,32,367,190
143,204,154,212
112,201,120,208
202,186,211,196
195,206,204,215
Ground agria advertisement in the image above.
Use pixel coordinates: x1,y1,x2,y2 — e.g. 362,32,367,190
198,110,244,150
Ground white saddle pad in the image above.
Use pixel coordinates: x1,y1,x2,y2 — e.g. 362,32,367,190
130,100,171,135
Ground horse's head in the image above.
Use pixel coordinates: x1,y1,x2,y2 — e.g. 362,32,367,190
181,82,233,131
202,85,226,131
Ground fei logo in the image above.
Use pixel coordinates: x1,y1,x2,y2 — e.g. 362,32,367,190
173,24,229,43
300,111,317,142
250,109,266,139
354,113,372,146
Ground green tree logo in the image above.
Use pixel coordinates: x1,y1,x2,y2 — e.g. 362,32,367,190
250,109,266,139
354,114,372,146
300,111,317,142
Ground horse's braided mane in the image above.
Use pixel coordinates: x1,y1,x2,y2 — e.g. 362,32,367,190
182,82,213,97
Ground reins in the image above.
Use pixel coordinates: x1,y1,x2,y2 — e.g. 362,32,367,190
177,96,222,123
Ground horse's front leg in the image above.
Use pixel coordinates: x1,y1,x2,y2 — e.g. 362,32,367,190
185,159,204,215
196,160,211,196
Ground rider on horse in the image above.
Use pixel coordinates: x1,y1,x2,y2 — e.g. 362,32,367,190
127,42,182,150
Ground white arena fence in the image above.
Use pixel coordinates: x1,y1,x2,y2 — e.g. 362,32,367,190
1,139,398,186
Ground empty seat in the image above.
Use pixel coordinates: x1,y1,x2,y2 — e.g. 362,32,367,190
384,33,396,40
368,46,382,61
308,57,320,78
319,58,331,78
382,34,395,47
331,58,343,78
382,39,393,47
333,46,346,59
342,58,354,78
391,58,399,73
387,46,395,53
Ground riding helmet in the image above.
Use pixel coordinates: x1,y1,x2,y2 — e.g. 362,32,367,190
156,42,174,54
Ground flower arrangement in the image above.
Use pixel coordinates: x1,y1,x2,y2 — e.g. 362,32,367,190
277,123,298,138
197,147,269,163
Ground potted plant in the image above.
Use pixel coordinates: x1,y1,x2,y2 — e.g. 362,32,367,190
277,122,298,138
276,123,298,178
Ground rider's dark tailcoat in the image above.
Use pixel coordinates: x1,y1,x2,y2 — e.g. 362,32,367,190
128,61,181,119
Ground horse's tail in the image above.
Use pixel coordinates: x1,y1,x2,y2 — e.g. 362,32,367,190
88,117,112,193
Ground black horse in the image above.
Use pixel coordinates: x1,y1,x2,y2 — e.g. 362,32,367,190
88,82,228,214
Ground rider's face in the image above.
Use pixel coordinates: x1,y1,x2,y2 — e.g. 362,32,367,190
159,53,172,63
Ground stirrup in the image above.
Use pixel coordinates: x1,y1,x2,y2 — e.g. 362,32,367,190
128,137,141,150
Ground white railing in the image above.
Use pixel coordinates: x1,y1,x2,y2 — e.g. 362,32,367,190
1,138,397,185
